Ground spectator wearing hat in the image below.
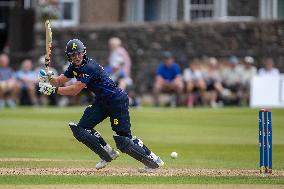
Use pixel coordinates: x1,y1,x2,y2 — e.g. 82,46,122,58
153,51,183,107
220,56,243,105
240,56,257,105
241,56,257,86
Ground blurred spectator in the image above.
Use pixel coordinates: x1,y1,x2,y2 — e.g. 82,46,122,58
258,58,280,77
239,56,257,105
105,55,139,107
203,57,224,108
183,59,206,107
15,59,38,105
34,55,59,106
221,56,243,105
153,51,183,107
0,53,19,108
108,37,132,77
105,56,130,90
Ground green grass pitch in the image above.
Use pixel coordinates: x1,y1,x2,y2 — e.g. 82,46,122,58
0,107,284,187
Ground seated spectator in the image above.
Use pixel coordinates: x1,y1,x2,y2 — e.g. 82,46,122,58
108,37,139,107
221,56,243,105
0,53,19,108
258,58,280,77
153,51,183,107
105,56,130,89
240,56,257,105
203,57,224,108
105,56,139,107
15,59,38,105
183,59,206,107
108,37,132,77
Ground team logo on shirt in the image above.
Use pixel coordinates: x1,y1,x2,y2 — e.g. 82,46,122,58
73,71,78,76
79,73,90,78
113,119,119,125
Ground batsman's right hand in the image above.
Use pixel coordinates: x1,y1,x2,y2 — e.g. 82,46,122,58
39,82,57,96
38,69,54,83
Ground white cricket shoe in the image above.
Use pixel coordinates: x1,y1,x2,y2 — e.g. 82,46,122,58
156,157,165,167
95,148,120,170
95,159,109,170
138,157,164,173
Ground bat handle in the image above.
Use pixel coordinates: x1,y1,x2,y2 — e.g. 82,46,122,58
45,55,50,71
45,66,49,72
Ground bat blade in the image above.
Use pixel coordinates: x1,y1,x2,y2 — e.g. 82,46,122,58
45,20,52,71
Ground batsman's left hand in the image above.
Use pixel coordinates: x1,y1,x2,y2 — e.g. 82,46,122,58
38,69,54,83
39,82,57,96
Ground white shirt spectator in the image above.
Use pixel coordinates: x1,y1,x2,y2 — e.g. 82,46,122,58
258,58,280,77
238,56,257,86
183,68,203,82
258,68,280,77
222,66,242,86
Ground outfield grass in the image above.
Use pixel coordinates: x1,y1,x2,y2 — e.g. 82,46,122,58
0,175,284,185
0,107,284,185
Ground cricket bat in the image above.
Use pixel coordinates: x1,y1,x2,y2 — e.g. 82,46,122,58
45,20,52,72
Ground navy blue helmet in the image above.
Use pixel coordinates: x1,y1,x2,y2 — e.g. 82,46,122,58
65,39,86,62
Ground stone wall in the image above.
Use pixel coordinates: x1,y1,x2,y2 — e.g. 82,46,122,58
33,20,284,93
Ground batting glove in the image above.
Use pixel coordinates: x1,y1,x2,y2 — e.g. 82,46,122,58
39,82,57,96
38,69,54,83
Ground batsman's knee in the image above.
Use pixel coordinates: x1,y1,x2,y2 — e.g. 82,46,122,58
69,122,98,141
113,135,145,152
69,122,84,141
69,122,112,162
113,135,132,152
132,136,144,147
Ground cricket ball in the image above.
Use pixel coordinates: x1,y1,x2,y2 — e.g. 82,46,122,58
170,151,178,159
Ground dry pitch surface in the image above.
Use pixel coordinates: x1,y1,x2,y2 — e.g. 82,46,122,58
0,167,283,177
0,159,282,176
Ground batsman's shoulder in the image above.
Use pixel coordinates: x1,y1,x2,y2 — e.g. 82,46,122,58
87,58,97,65
87,58,103,71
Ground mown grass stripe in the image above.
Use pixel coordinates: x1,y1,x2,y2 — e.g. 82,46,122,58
0,176,283,185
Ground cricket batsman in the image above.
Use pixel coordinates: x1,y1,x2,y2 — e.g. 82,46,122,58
38,39,164,171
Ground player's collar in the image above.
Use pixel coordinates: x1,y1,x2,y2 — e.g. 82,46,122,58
79,57,88,67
